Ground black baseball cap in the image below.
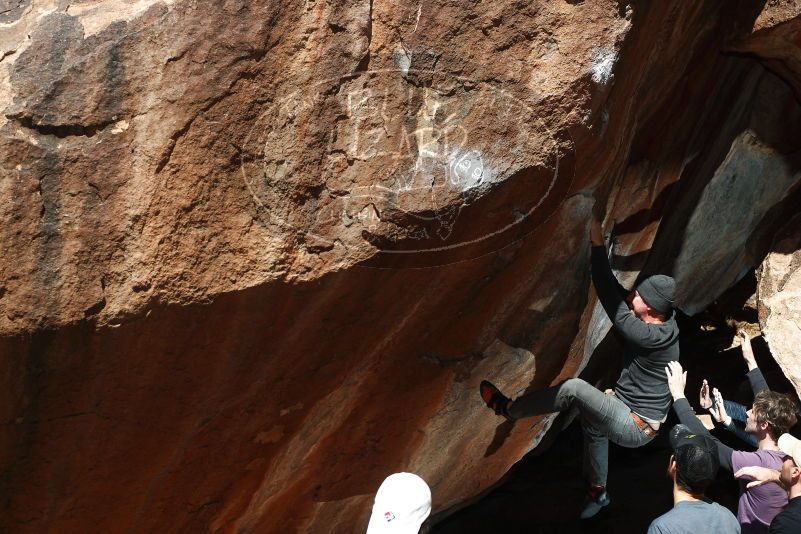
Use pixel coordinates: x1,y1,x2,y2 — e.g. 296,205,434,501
669,424,720,493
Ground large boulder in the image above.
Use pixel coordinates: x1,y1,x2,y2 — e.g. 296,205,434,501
1,1,800,532
758,212,801,397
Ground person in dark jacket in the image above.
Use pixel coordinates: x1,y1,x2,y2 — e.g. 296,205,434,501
666,361,797,534
480,215,679,518
700,330,770,447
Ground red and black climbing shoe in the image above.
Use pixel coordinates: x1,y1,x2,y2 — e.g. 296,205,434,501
480,380,511,419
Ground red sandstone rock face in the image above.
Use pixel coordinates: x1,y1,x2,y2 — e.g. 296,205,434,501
1,1,800,532
1,0,631,332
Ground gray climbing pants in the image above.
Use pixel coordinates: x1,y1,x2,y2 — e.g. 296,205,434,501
509,378,655,487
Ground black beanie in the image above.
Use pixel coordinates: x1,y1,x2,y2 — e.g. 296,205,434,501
636,274,676,315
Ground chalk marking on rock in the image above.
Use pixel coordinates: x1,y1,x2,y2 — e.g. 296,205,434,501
590,47,617,85
393,45,412,77
240,69,573,260
110,120,130,134
412,4,422,33
449,149,489,192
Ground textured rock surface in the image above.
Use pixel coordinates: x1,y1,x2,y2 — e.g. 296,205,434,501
1,1,801,533
643,66,801,315
0,0,629,332
758,212,801,396
733,0,801,98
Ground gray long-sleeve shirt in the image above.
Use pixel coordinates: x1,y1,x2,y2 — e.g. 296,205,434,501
746,368,770,395
591,246,680,421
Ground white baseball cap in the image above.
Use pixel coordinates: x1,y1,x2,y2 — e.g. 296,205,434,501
366,473,432,534
778,433,801,466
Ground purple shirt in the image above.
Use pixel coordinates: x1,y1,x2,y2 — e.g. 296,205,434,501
731,449,789,534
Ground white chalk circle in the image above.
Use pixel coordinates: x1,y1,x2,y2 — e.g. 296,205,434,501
450,150,485,191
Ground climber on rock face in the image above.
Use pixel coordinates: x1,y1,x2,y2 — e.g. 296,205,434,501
480,212,680,519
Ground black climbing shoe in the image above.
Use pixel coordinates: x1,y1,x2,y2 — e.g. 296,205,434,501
480,380,511,419
580,486,610,519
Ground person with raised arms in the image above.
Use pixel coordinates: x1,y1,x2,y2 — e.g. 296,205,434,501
480,214,679,518
666,360,797,534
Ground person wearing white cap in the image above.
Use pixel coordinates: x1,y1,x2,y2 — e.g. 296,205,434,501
366,473,432,534
734,433,801,534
